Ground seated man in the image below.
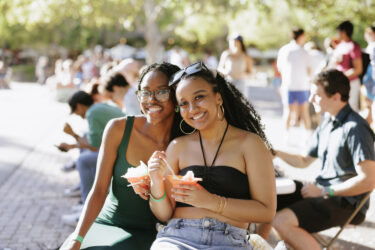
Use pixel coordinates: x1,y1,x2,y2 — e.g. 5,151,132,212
259,69,375,250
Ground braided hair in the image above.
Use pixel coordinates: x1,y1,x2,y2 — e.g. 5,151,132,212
178,63,273,151
137,62,185,141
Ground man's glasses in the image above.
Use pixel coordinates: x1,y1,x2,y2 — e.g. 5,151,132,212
136,89,171,103
169,62,210,86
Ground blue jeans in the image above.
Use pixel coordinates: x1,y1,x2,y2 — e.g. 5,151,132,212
151,218,253,250
76,149,98,203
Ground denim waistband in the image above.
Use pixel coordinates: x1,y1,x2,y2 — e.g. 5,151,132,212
168,218,247,235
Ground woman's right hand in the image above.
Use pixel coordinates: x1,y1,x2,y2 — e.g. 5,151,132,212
133,181,150,200
147,151,167,185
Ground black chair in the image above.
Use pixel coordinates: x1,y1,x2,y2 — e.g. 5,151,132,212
314,192,372,250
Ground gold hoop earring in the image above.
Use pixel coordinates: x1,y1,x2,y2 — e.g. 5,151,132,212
179,119,196,135
218,105,225,121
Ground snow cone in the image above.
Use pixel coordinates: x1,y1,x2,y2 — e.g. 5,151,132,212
167,171,202,190
122,161,150,194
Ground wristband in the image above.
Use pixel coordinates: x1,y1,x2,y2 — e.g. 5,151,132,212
150,190,166,202
322,186,334,198
74,235,84,243
328,187,335,197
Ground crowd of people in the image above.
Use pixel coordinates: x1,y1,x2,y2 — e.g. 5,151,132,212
273,21,375,148
10,19,373,250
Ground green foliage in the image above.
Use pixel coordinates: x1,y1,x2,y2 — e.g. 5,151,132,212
1,0,375,54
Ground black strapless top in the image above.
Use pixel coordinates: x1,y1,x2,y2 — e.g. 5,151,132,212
175,165,251,207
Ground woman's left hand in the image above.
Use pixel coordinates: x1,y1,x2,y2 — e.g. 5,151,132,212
171,184,215,209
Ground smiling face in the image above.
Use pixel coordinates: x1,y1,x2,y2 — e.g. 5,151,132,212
176,77,223,131
139,70,175,125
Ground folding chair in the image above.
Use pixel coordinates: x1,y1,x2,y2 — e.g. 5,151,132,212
314,192,372,250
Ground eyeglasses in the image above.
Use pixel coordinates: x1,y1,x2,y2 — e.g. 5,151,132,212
169,62,209,86
136,89,171,103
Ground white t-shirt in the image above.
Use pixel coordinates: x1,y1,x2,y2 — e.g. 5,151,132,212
307,49,326,76
277,41,311,91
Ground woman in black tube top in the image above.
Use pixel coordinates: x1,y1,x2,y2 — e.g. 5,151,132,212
147,62,276,249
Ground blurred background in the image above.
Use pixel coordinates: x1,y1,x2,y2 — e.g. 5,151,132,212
1,0,375,249
0,0,373,83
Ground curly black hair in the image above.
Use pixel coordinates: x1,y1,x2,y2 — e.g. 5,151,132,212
177,62,273,151
137,62,186,141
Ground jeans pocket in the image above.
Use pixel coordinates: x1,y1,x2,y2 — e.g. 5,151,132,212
228,232,248,247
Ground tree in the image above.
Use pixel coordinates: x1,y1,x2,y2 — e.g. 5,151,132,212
1,0,375,63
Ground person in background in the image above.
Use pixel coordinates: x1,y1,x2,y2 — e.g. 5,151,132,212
272,60,282,98
203,48,219,70
218,34,253,99
362,25,375,128
60,62,183,250
304,41,326,77
277,28,312,140
35,56,49,85
169,46,190,69
0,60,10,89
81,55,98,84
115,58,143,115
333,20,363,111
259,70,375,250
100,71,130,111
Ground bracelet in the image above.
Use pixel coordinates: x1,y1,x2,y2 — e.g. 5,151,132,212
220,197,227,214
74,235,84,244
215,195,222,213
150,190,166,202
214,195,227,214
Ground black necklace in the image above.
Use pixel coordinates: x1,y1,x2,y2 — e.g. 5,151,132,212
198,123,229,167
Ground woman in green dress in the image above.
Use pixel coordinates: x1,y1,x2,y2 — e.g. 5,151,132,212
61,62,183,250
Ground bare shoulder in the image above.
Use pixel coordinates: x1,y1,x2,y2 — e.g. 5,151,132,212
230,126,266,150
166,134,197,157
99,117,127,149
107,117,127,133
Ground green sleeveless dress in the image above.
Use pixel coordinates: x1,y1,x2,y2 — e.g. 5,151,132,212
80,116,157,249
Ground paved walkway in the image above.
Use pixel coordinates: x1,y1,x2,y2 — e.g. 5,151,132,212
0,82,374,249
0,83,80,249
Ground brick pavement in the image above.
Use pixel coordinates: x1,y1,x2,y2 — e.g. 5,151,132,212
0,83,80,250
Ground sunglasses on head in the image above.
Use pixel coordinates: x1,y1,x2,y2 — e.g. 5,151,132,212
169,62,215,86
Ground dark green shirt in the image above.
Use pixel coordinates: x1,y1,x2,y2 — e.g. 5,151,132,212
96,116,157,231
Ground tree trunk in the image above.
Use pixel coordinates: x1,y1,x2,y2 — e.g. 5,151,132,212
144,0,164,64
